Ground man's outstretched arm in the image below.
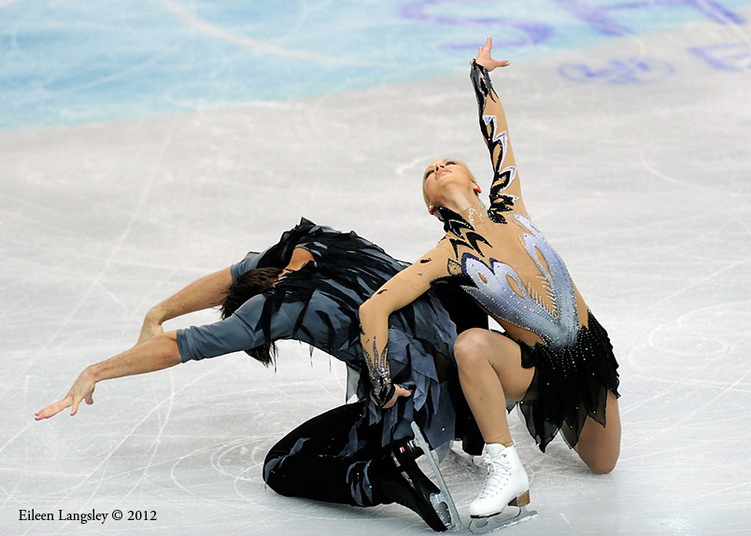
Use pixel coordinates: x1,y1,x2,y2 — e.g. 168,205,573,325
35,332,181,420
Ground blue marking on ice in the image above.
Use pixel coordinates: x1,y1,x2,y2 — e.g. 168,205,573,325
1,0,749,130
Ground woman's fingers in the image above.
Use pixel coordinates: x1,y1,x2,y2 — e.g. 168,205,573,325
383,385,412,409
475,36,509,71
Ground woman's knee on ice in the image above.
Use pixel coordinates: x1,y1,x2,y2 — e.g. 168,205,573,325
583,450,618,475
574,406,621,475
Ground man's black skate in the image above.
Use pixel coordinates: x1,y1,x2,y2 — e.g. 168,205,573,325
369,425,461,532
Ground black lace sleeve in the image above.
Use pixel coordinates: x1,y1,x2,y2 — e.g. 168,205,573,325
470,59,519,224
362,334,396,407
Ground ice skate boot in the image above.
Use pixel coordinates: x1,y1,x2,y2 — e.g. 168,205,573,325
468,443,537,534
368,424,462,532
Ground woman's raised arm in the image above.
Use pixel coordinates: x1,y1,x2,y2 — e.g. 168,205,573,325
471,37,522,223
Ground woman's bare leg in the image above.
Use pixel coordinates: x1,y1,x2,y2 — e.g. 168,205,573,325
454,328,535,446
456,328,621,475
570,391,621,474
455,328,537,521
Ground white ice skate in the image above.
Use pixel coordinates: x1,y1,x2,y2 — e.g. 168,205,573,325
468,443,537,534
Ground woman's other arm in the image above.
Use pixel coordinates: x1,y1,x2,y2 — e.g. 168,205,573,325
358,247,447,408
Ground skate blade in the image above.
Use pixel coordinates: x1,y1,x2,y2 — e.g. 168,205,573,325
430,490,462,531
468,506,537,534
448,444,482,473
409,422,463,531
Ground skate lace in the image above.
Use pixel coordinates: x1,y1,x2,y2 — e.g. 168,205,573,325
476,452,512,500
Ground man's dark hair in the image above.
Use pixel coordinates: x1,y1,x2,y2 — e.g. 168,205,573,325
221,267,282,366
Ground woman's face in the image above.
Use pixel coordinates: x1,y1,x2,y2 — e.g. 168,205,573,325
422,158,474,208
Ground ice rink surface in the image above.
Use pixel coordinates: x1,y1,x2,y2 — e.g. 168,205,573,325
2,1,751,535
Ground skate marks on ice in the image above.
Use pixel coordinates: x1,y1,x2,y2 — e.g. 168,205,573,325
169,437,267,503
3,3,751,535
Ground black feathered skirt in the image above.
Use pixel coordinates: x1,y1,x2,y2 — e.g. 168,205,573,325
516,311,620,452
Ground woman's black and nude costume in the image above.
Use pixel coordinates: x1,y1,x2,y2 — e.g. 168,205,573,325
362,61,620,453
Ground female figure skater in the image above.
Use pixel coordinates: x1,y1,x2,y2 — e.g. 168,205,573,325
35,218,468,531
358,37,621,530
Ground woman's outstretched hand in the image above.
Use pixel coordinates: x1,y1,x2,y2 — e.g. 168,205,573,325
474,36,510,72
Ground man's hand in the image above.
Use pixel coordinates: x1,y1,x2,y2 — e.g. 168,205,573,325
35,368,97,420
474,36,510,72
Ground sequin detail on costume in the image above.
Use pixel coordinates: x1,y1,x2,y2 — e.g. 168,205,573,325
437,205,493,260
460,214,579,351
516,311,620,452
363,336,395,407
436,205,475,235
